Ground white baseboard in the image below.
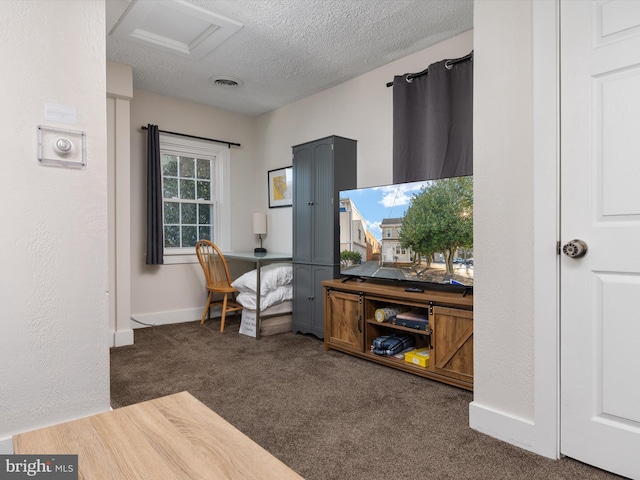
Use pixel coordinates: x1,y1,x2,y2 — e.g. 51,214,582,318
0,436,14,454
111,329,134,347
130,307,221,329
469,401,536,454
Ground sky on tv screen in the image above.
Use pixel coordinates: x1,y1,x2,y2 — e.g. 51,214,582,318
340,180,431,241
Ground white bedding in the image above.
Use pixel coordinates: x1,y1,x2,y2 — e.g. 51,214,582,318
241,300,293,316
231,263,293,294
236,285,292,310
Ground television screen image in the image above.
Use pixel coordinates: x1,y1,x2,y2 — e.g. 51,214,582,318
339,175,473,290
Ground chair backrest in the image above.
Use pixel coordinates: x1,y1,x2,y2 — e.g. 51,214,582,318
195,240,234,290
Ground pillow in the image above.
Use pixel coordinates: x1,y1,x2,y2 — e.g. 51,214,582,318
231,263,293,294
236,285,293,310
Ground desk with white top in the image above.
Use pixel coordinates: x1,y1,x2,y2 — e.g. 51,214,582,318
13,391,303,479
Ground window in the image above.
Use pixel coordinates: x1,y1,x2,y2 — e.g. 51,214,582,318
162,154,213,248
386,228,391,238
160,135,230,261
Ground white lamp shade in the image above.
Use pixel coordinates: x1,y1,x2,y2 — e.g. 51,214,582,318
253,213,267,235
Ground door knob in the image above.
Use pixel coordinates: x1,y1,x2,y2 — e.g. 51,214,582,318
562,239,588,258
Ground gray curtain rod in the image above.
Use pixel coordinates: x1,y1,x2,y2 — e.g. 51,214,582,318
140,126,241,148
386,51,474,88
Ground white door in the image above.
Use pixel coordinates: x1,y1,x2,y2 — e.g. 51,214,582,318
561,1,640,478
385,245,394,263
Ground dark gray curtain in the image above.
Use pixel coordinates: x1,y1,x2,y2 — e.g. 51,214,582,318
146,124,164,265
393,54,473,183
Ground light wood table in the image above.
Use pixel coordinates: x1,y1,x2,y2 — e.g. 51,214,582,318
13,391,303,480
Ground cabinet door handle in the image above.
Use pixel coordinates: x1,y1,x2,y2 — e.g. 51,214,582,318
358,314,362,332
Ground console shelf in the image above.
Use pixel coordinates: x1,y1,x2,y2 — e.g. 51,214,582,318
322,278,473,391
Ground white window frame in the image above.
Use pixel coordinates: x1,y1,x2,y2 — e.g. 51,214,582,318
159,134,231,264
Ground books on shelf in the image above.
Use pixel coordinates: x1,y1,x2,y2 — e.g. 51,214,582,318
390,309,429,331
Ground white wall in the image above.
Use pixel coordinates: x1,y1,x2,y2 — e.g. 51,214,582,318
473,0,535,414
0,0,109,451
129,90,258,322
470,0,550,454
107,61,134,347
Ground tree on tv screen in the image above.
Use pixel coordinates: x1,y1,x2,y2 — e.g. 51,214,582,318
399,176,473,275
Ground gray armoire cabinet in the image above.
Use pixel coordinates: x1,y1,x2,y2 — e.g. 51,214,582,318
292,136,357,338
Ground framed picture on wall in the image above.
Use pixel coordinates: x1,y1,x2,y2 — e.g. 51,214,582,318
268,166,293,208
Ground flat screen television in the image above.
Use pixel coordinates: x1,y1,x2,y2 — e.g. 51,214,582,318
338,175,473,293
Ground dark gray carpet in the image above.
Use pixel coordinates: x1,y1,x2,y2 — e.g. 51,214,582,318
110,320,624,480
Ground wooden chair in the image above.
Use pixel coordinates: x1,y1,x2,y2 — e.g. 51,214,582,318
195,240,243,332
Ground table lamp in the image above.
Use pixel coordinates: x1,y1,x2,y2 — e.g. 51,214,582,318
253,213,267,254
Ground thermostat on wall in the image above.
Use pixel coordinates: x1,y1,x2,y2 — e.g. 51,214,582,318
38,125,86,168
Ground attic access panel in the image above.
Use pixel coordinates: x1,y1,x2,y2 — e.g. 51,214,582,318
110,0,243,60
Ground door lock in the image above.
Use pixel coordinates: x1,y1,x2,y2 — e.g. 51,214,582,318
562,239,588,258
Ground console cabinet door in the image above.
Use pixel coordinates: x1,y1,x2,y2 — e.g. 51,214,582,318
430,306,473,385
292,264,335,339
310,265,333,337
292,144,313,263
325,290,364,353
311,140,335,265
292,264,313,332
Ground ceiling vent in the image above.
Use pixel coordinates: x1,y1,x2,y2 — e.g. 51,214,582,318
110,0,243,61
209,76,244,88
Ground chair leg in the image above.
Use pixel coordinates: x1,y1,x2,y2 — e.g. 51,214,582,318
231,292,240,321
220,294,228,332
201,292,213,325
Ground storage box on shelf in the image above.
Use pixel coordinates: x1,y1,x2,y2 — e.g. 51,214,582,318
322,278,473,390
404,347,430,368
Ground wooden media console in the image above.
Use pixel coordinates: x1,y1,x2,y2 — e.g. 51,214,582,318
322,278,473,391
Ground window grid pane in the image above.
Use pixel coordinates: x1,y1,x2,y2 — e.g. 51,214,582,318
181,203,197,225
197,158,210,180
182,226,197,248
199,226,212,241
164,201,179,224
163,177,178,198
198,204,211,224
162,154,178,176
164,226,180,248
179,157,196,179
197,180,211,200
179,179,195,200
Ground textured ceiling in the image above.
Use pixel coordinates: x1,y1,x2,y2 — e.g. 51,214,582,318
106,0,473,117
